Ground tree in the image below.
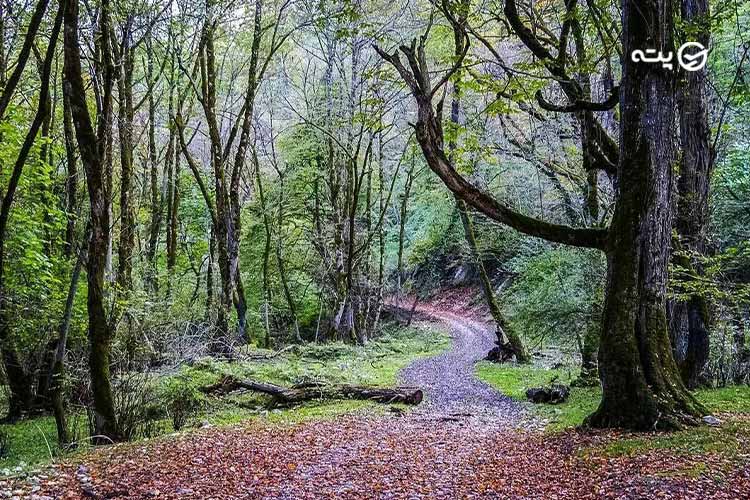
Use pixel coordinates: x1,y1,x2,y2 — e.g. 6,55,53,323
0,0,62,421
176,0,290,348
668,0,712,389
441,0,529,363
63,0,122,442
376,0,705,430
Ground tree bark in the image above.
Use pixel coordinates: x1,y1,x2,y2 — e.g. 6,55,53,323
115,23,136,297
585,0,705,430
63,0,122,442
668,0,712,389
62,86,78,258
145,38,163,294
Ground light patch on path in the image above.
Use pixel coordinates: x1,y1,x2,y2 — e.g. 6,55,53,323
399,304,525,425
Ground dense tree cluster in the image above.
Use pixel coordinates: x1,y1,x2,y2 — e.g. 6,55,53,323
0,0,748,444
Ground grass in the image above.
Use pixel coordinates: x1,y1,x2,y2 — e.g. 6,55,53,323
694,385,750,413
595,420,750,458
0,416,58,471
476,360,750,432
475,360,601,431
476,357,750,467
0,323,448,473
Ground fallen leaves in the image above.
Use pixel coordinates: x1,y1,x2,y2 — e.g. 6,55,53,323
4,414,750,499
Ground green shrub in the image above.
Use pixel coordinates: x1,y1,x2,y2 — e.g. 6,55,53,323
161,377,205,430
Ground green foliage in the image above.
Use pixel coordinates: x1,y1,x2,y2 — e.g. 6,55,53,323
478,358,750,435
695,385,750,413
159,376,207,431
182,324,449,389
0,324,445,470
502,247,604,350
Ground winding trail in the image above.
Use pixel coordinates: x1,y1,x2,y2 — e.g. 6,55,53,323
399,304,523,423
8,305,750,499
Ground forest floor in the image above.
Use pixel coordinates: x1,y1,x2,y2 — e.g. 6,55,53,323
4,299,750,499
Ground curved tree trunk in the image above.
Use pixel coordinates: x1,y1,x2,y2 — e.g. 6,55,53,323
443,12,529,363
457,199,530,363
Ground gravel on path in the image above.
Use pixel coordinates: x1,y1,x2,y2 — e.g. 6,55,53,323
399,304,526,425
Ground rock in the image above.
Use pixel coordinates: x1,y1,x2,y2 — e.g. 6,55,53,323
525,384,570,404
702,415,722,426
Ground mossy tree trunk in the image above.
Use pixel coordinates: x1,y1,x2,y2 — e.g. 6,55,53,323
114,27,136,298
668,0,712,389
456,200,530,363
585,0,705,430
63,0,122,443
574,306,600,386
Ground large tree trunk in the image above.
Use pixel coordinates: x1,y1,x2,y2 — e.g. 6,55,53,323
585,0,704,430
668,0,712,389
63,0,121,443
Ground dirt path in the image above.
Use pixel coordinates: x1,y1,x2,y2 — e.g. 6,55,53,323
399,305,524,423
7,306,750,498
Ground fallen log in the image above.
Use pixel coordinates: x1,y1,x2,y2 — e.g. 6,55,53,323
201,375,423,406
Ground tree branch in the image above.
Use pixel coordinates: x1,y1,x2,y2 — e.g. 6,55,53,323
375,41,608,250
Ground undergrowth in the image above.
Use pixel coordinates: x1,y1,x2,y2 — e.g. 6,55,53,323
0,323,447,473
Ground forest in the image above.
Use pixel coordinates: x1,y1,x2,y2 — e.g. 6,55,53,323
0,0,750,497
